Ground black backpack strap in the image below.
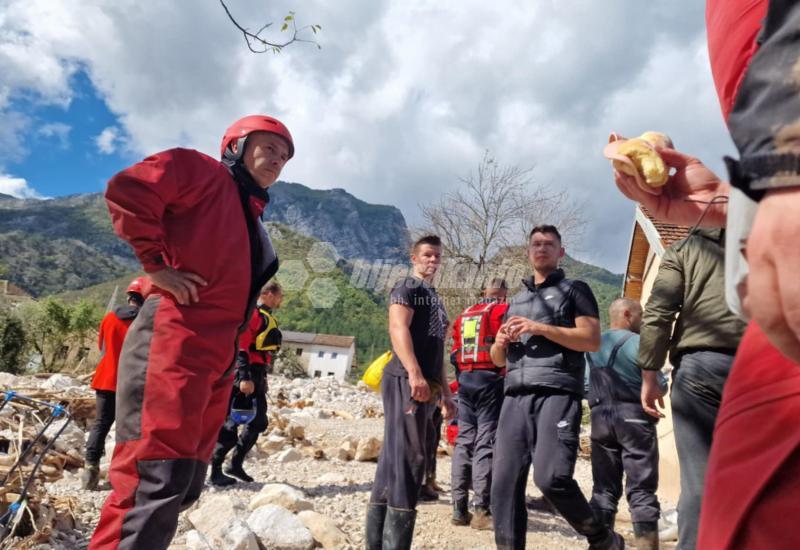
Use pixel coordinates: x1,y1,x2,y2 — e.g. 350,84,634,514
606,332,634,369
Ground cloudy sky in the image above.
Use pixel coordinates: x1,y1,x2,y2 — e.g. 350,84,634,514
0,0,735,272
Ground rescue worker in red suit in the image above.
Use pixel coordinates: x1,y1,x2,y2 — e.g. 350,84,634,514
612,2,800,547
81,277,149,491
210,281,283,486
449,278,508,530
90,115,292,550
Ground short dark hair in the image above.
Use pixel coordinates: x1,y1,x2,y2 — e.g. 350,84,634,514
411,234,442,254
528,224,562,243
483,277,508,290
261,281,283,295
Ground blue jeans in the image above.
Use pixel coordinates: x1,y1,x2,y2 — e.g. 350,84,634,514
671,350,734,550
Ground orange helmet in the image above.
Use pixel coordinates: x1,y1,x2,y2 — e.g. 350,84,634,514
220,115,294,161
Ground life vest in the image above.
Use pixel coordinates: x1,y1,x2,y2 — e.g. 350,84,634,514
254,306,282,352
454,301,504,369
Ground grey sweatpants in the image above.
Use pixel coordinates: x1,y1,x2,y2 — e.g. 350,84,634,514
491,389,606,550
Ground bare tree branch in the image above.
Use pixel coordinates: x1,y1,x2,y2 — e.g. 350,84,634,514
420,150,588,285
220,1,321,54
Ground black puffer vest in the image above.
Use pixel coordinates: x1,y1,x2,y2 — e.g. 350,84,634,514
505,269,589,396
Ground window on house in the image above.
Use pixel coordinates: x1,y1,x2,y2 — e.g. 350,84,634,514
313,370,322,378
318,351,324,358
327,372,335,377
295,348,303,356
331,352,338,359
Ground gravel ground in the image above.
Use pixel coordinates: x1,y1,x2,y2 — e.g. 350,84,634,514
17,375,678,549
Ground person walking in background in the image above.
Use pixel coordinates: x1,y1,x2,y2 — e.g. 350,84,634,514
366,235,456,550
210,281,283,486
449,278,508,530
490,225,623,550
587,298,667,550
81,277,148,491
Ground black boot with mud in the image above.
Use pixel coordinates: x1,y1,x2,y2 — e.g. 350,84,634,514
209,463,236,487
451,499,472,526
383,507,417,550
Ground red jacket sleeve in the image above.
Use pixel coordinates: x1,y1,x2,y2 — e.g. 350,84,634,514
450,315,462,355
489,303,509,336
104,148,219,273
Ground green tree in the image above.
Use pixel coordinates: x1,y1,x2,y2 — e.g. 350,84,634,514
0,309,27,374
18,298,103,372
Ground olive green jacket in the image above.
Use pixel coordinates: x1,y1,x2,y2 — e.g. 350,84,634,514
639,228,746,370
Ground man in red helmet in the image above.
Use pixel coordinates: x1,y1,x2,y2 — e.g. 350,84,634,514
90,115,292,550
81,277,148,491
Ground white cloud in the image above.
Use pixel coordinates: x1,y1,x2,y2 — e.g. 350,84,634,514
0,174,48,199
0,0,733,271
95,126,120,154
38,122,71,149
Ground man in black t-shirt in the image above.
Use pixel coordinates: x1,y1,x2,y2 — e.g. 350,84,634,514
489,225,624,550
366,234,455,550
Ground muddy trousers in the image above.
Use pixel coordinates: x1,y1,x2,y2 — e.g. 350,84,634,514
491,389,608,550
589,402,660,524
86,390,116,465
89,298,235,550
211,374,268,466
451,370,504,509
370,372,434,510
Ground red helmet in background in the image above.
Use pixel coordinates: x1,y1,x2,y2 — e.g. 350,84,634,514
126,277,151,298
220,115,294,161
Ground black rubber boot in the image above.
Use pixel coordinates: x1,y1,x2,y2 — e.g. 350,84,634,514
366,503,387,550
225,451,255,482
81,463,100,490
633,521,659,550
418,481,439,502
587,529,625,550
383,507,416,550
451,499,472,526
208,463,236,487
594,509,616,530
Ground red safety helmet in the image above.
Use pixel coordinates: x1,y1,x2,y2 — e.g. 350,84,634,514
220,115,294,161
126,277,150,298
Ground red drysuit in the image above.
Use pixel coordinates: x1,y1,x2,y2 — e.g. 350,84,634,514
90,148,278,549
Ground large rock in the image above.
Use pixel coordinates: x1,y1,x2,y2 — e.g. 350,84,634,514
355,437,382,462
187,494,247,546
220,519,260,550
249,483,313,512
185,529,211,550
261,434,289,452
246,505,314,550
275,448,303,463
298,510,349,549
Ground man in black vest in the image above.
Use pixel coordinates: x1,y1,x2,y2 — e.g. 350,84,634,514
489,225,623,550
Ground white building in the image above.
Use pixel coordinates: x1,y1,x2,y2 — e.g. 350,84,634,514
281,331,356,382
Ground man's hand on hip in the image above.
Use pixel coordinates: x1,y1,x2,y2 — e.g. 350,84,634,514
149,266,207,305
239,380,255,395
